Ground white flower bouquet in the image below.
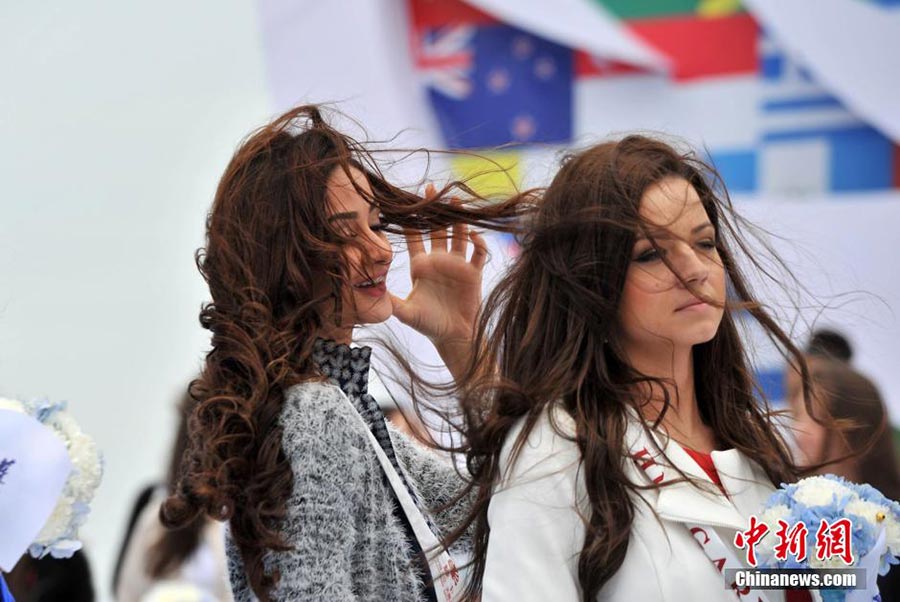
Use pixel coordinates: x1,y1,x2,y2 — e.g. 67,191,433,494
754,475,900,602
0,397,103,560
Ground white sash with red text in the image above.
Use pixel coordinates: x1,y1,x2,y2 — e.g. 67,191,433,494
342,395,461,602
629,435,773,602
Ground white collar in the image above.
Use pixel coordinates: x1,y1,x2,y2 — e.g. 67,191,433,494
622,409,775,531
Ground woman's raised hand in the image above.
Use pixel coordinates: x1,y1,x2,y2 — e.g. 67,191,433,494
390,184,488,349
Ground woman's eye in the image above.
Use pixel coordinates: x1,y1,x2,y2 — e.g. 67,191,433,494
697,239,717,251
634,248,662,263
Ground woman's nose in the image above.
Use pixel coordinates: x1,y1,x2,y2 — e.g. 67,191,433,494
673,245,709,286
364,228,392,264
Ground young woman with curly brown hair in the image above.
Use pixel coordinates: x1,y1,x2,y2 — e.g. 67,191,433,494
160,105,527,602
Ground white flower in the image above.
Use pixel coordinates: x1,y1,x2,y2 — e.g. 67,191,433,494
35,499,74,544
809,554,848,570
845,498,900,557
793,476,856,507
47,539,82,559
56,412,102,494
845,499,888,527
885,516,900,557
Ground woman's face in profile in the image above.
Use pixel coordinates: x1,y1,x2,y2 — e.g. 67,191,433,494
618,176,727,357
324,166,394,328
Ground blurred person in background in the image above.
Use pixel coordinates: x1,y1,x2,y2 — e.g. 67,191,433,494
781,328,857,460
788,356,900,496
806,328,854,364
786,353,900,598
113,391,232,602
785,328,900,465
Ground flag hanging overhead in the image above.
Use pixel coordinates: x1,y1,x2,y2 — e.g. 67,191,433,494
409,0,573,148
744,0,900,145
407,0,900,195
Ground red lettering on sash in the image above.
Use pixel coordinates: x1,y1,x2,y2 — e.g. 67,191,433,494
632,447,665,483
632,447,656,470
712,557,726,573
690,526,711,545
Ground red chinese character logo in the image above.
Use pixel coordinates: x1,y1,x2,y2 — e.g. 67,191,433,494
734,515,770,567
773,520,808,562
815,518,854,565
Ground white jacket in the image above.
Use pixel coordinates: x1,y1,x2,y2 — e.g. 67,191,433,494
482,405,803,602
116,487,234,602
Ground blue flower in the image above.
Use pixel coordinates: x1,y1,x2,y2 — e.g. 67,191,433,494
759,474,900,599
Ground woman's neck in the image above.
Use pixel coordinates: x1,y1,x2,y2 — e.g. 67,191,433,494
626,344,717,453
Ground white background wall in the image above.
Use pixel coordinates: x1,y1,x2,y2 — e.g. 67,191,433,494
0,2,272,598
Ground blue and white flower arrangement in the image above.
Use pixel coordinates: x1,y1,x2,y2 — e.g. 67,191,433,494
755,474,900,602
0,397,103,560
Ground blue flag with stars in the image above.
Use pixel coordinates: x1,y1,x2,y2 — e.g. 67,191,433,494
416,24,572,149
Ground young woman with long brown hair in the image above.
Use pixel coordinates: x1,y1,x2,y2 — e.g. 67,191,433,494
160,105,527,602
445,135,821,602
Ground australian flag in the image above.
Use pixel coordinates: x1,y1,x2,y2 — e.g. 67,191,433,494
413,23,573,149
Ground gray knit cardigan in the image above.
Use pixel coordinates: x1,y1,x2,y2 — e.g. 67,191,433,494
225,381,471,601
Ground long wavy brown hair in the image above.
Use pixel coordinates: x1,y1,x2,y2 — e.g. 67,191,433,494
160,105,529,600
442,135,828,601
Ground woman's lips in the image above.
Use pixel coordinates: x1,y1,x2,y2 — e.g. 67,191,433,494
353,273,388,298
675,300,708,312
355,281,387,298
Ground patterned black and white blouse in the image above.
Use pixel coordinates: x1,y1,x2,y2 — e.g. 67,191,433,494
312,338,411,495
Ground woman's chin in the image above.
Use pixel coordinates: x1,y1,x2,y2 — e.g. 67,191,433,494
355,300,393,325
692,330,720,347
350,289,393,325
686,314,724,346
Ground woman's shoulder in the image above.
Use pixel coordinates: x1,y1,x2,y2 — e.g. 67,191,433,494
499,403,581,486
279,380,370,450
488,404,589,542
